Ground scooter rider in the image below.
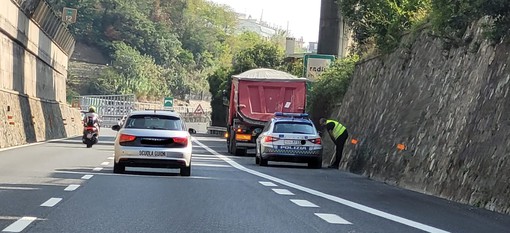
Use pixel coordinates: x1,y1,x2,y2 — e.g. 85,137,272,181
83,106,101,132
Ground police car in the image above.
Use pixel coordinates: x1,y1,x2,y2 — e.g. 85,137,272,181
255,113,323,168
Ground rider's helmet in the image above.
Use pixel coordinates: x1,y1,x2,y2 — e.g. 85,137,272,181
88,106,96,113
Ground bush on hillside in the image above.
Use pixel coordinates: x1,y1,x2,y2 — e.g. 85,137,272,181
309,56,359,122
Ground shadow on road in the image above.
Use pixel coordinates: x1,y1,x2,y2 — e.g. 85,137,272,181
120,169,181,177
46,136,116,146
259,163,312,169
52,167,182,179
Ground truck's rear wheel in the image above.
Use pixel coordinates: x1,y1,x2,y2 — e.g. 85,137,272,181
232,142,247,156
227,139,231,153
229,132,247,156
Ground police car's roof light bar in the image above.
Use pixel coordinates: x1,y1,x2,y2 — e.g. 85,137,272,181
274,112,309,118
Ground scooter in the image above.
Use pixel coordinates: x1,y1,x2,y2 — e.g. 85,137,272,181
82,126,99,148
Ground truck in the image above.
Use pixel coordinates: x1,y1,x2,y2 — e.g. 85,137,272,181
226,68,308,156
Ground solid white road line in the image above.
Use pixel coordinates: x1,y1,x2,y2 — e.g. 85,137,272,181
0,136,78,153
259,181,278,187
291,199,319,208
315,213,352,224
272,189,295,195
193,139,450,233
92,167,103,171
81,175,93,180
101,162,109,166
40,198,62,207
64,185,80,191
2,217,37,232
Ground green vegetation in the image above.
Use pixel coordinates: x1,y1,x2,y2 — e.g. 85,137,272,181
308,56,359,120
430,0,510,42
337,0,431,54
338,0,510,54
207,40,287,126
50,0,244,100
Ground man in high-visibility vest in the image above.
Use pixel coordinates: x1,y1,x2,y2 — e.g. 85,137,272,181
319,118,349,169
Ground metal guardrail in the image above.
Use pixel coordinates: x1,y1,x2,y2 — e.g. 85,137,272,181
207,126,227,135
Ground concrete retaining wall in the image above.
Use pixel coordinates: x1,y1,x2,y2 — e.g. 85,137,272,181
0,0,82,148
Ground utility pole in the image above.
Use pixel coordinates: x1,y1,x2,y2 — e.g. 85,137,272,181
317,0,340,56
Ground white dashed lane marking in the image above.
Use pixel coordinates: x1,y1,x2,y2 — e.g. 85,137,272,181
107,157,114,160
64,185,80,191
92,167,103,171
315,213,352,224
259,181,278,187
290,199,319,208
2,217,37,232
272,189,295,195
81,175,93,180
101,162,109,166
40,198,62,207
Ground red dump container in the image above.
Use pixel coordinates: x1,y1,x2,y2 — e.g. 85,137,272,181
226,68,307,155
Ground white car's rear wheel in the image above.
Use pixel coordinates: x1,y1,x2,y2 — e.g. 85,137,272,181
180,165,191,176
113,162,125,173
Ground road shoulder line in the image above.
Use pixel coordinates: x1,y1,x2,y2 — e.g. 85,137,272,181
0,136,79,153
193,139,450,233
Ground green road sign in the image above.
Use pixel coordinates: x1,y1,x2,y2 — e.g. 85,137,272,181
303,54,336,81
164,97,174,108
62,7,77,24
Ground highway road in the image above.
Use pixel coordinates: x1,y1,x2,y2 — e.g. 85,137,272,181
1,129,510,233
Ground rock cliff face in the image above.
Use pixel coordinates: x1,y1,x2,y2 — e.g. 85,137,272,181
327,21,510,214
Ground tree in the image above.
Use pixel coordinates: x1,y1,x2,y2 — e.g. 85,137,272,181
55,0,240,100
207,38,286,126
337,0,431,53
98,42,168,100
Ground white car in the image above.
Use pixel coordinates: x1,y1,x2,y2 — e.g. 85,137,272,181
256,113,323,168
111,110,196,176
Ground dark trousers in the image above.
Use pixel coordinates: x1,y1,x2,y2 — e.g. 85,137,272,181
331,131,348,167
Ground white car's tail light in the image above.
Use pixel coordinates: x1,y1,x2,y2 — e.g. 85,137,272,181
172,137,188,146
264,136,279,142
119,134,136,143
309,138,321,144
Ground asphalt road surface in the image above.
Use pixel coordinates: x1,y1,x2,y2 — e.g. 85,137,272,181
1,129,510,233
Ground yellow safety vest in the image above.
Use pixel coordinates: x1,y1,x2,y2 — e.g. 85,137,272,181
326,120,346,139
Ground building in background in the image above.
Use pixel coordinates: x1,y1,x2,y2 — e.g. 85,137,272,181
308,42,318,53
235,13,280,39
234,12,308,57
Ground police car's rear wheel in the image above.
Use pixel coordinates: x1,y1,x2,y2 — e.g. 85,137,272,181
308,158,322,169
259,158,268,166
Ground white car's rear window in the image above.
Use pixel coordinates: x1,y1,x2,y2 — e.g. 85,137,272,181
273,122,315,134
124,115,182,130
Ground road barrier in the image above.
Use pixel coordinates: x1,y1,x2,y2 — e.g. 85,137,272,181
207,126,227,136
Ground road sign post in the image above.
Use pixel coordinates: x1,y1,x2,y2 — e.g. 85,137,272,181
164,97,174,110
303,54,336,81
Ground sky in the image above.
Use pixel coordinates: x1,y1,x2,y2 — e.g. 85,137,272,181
208,0,321,43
